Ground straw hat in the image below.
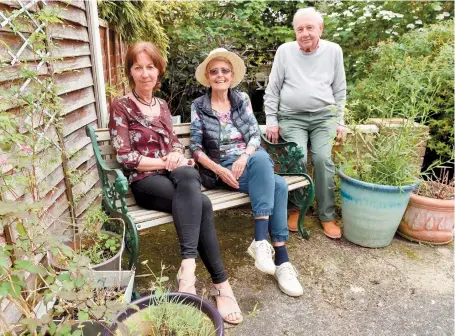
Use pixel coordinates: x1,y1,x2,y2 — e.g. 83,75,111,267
195,48,246,88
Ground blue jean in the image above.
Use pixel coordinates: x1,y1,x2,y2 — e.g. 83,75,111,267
227,151,289,243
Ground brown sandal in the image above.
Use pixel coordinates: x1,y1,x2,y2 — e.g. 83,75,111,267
210,288,243,325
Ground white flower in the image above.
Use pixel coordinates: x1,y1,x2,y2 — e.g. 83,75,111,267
406,23,415,29
337,27,344,30
346,28,352,31
433,4,443,11
343,10,354,17
349,22,356,26
436,14,444,20
364,12,372,17
443,12,450,17
396,14,404,18
385,29,391,34
333,33,340,37
415,20,422,24
392,31,398,36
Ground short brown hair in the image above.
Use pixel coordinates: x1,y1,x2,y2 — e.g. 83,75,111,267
125,42,166,91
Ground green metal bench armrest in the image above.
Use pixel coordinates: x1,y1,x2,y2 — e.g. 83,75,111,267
260,133,307,175
260,133,314,239
86,125,129,214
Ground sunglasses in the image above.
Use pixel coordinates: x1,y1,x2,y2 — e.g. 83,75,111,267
209,67,232,76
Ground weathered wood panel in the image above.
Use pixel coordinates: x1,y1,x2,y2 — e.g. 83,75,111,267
0,0,108,326
63,124,93,156
48,21,89,42
72,165,98,200
62,102,97,136
55,67,94,95
0,56,91,83
50,1,87,27
66,0,85,11
53,39,91,58
61,87,95,116
0,31,39,62
74,186,99,217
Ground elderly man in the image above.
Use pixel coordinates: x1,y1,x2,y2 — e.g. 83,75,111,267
264,7,346,239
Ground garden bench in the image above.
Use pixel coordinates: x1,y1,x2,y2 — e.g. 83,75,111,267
86,124,314,269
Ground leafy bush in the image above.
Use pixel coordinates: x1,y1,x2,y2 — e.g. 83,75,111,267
347,20,454,163
318,0,454,82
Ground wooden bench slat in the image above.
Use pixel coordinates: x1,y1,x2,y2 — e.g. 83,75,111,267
119,176,309,221
92,124,311,233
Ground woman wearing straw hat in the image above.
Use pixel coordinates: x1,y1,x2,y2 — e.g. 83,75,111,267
109,42,242,325
190,48,304,297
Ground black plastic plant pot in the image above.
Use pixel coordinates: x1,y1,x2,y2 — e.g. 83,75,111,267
103,292,224,336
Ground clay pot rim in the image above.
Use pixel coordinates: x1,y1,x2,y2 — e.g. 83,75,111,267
409,192,454,208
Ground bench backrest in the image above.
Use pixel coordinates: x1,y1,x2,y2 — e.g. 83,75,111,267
92,124,193,170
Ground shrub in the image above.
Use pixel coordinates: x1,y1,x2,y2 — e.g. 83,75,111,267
347,20,454,163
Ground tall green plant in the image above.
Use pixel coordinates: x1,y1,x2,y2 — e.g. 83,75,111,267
348,20,454,163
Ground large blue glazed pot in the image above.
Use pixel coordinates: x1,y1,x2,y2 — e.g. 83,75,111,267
338,169,418,248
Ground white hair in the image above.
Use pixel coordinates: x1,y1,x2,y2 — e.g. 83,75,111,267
293,7,324,27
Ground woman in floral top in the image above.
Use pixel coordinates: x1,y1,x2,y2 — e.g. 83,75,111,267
190,48,304,298
109,42,242,325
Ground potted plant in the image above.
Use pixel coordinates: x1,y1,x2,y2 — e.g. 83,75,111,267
47,206,125,272
337,118,421,248
398,168,454,245
104,263,224,336
0,211,132,336
34,268,135,335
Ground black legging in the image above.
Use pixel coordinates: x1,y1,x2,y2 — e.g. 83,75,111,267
131,166,227,284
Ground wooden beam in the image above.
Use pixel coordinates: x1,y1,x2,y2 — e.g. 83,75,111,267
86,0,108,127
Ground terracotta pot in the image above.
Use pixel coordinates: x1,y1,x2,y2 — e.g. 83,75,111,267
398,193,454,245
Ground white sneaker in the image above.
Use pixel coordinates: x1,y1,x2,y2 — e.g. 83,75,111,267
274,262,303,297
247,239,276,275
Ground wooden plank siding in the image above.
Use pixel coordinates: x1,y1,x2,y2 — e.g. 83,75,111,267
0,1,127,327
0,0,102,226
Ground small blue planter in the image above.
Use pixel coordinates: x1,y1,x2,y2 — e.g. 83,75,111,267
338,169,418,248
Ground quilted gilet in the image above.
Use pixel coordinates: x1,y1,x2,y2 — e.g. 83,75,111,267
192,89,255,163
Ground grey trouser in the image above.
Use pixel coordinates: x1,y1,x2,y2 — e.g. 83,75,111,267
279,109,337,222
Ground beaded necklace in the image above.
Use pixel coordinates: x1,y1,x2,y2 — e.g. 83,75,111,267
132,89,157,108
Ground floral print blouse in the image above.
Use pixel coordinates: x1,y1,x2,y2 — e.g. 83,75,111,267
108,96,184,184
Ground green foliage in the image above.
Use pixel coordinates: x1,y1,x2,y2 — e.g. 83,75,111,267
77,232,121,265
0,6,127,335
119,262,215,336
97,1,146,44
338,123,422,186
317,0,454,82
348,21,454,162
162,0,306,120
97,0,200,55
